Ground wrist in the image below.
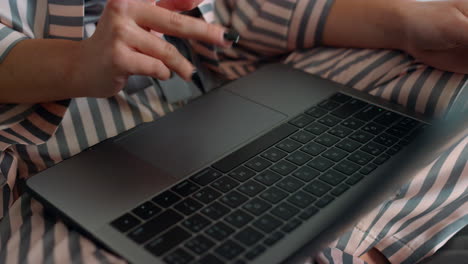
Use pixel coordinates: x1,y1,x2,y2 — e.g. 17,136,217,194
322,0,408,51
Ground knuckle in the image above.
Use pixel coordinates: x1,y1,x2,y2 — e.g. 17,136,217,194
161,42,177,60
169,12,184,27
111,21,130,40
106,0,130,14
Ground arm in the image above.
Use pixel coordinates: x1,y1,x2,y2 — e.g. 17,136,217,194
0,0,232,103
323,0,468,74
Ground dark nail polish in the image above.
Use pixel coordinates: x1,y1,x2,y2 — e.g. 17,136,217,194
223,29,240,43
191,70,199,82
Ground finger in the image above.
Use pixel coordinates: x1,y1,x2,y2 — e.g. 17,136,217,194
131,3,234,47
123,51,172,80
126,24,194,80
156,0,203,11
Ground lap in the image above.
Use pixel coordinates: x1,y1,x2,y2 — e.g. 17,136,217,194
1,47,466,264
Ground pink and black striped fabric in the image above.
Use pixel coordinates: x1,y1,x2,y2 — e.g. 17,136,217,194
0,0,466,263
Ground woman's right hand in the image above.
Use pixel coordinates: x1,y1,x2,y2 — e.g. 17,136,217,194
74,0,232,98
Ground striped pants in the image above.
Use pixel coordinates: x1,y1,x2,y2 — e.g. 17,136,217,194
0,45,466,264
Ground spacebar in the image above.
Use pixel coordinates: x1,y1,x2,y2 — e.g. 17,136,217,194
212,123,298,173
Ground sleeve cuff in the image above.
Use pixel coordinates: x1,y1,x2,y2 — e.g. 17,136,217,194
0,24,29,63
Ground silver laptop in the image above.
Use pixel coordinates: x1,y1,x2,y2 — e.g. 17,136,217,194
26,64,467,264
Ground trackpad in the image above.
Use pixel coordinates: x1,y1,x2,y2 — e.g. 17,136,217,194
114,90,286,178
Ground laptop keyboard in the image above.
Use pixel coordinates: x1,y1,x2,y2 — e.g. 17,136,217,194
110,93,426,263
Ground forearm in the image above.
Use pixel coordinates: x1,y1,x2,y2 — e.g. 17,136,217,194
322,0,406,51
0,39,84,103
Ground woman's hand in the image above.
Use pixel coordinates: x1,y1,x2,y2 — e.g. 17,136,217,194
399,0,468,74
75,0,231,98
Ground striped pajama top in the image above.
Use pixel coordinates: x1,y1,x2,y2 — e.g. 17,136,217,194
0,0,467,263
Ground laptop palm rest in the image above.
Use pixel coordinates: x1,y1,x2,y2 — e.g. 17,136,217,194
27,89,287,231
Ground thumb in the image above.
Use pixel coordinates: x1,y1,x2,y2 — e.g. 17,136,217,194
156,0,203,11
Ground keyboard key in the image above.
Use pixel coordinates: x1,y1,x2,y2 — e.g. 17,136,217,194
350,131,374,143
331,184,349,196
191,168,222,186
163,248,194,264
194,187,222,204
329,125,353,138
271,160,297,176
330,93,351,103
319,170,347,186
253,214,282,233
341,117,365,130
292,166,320,182
315,195,334,208
221,191,249,208
202,202,230,220
260,187,288,204
315,134,340,147
361,142,386,156
322,147,347,162
374,111,402,126
346,173,365,185
263,232,284,246
305,122,329,135
286,151,313,165
271,202,300,220
145,226,191,257
111,213,141,233
212,176,240,193
334,160,361,175
386,144,402,156
185,235,215,255
174,198,203,216
225,209,254,228
308,157,334,172
197,254,223,264
245,245,267,261
276,139,302,153
234,227,264,246
301,142,326,156
331,99,367,118
128,210,183,244
362,122,386,135
215,240,245,260
306,107,327,118
348,150,374,165
360,163,378,175
261,148,287,162
336,139,361,153
374,133,399,147
172,180,200,197
397,117,420,130
205,222,234,241
386,125,410,138
289,114,315,128
288,191,316,208
153,190,180,208
277,177,303,193
318,99,340,111
238,180,266,197
243,198,272,216
374,154,391,165
290,131,315,144
245,157,272,172
213,123,298,173
354,105,384,121
304,180,331,196
281,218,302,233
254,170,282,186
318,115,342,127
182,213,212,232
298,206,319,220
132,202,161,220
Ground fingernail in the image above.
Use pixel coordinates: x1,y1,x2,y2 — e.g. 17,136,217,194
223,29,240,44
191,70,199,82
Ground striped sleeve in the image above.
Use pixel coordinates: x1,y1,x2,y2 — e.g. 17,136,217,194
0,23,28,62
217,0,335,55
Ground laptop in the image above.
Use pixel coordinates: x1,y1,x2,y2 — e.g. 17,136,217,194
26,63,467,264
